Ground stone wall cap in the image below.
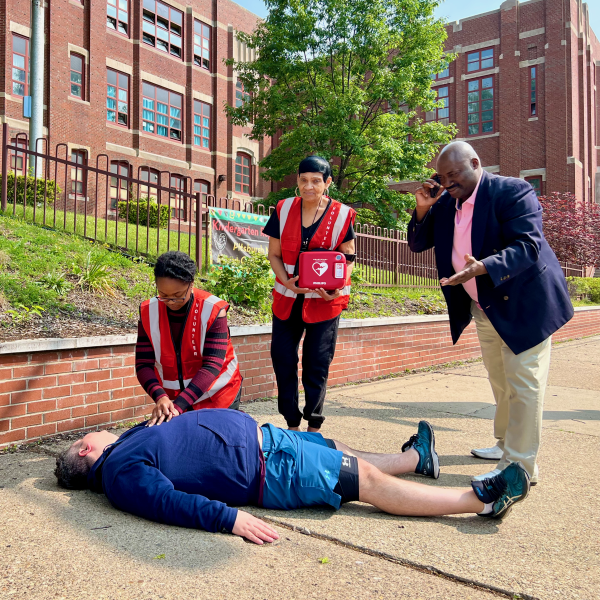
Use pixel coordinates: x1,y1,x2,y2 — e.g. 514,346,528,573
0,306,597,353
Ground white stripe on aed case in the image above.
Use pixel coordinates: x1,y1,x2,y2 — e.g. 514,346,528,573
330,204,351,249
200,295,220,354
148,297,165,383
278,197,295,236
274,280,297,298
197,353,239,401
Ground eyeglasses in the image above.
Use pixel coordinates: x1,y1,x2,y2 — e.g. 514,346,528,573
156,283,191,305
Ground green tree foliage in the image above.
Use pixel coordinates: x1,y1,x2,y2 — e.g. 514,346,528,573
226,0,455,227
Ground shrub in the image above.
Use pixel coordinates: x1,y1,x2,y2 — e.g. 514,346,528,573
118,196,170,229
0,171,60,206
566,277,600,303
206,251,273,310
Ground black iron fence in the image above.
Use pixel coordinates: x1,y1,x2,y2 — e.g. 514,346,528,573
0,125,584,287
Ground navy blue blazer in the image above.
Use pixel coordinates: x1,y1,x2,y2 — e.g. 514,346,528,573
407,171,573,355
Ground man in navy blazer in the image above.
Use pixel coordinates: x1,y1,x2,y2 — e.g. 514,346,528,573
408,141,573,485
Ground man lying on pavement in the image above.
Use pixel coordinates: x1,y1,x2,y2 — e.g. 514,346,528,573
54,410,530,544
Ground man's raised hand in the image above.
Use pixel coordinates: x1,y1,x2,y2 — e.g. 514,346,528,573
440,254,487,287
232,510,279,545
414,177,445,222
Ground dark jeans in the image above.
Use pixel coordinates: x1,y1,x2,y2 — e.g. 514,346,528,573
271,299,340,429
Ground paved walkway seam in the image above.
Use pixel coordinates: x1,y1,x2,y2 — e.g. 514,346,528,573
260,516,540,600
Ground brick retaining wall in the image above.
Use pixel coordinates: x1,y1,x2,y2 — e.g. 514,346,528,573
1,307,599,448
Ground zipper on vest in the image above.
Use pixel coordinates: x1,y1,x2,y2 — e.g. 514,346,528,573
169,295,193,392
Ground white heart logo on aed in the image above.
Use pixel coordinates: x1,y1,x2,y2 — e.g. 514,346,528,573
312,261,328,276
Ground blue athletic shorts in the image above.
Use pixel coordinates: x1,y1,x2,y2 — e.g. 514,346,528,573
260,424,344,510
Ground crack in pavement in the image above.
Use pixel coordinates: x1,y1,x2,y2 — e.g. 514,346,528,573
260,516,539,600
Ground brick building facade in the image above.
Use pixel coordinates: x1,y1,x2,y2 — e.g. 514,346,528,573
1,0,270,217
392,0,600,205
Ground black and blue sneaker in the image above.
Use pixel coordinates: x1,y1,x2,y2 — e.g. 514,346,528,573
401,421,440,479
471,462,530,519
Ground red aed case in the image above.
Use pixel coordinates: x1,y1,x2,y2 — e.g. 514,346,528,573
298,251,347,290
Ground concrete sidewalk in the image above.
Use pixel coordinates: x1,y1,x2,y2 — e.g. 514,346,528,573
1,336,598,599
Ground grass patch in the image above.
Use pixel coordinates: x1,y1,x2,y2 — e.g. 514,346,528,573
1,202,200,260
0,213,156,315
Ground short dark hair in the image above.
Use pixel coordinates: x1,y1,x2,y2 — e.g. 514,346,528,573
298,156,332,182
54,444,91,490
154,251,196,283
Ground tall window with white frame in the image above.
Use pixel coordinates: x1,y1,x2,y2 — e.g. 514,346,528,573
107,69,129,127
235,154,251,196
467,76,494,136
530,66,537,116
12,35,29,97
193,179,210,221
169,175,186,219
193,101,211,149
193,20,211,69
142,0,183,59
107,0,128,35
142,82,182,141
10,138,27,175
426,86,449,124
70,54,85,100
140,167,160,200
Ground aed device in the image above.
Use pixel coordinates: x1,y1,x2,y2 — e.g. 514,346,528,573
298,251,347,290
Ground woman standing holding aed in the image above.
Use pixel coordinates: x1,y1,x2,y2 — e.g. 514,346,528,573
264,156,357,432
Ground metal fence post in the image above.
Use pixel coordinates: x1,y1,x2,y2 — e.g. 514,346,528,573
1,123,8,212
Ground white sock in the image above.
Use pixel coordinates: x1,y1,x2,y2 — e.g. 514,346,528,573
478,502,494,515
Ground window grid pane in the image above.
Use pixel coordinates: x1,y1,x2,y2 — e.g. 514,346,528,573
425,86,450,125
110,162,130,208
140,167,159,199
193,100,211,149
70,54,84,99
10,139,27,175
192,179,210,220
12,35,30,97
235,154,251,195
70,151,87,196
467,48,493,74
107,69,129,126
107,0,128,35
169,175,186,220
142,0,183,59
142,82,182,141
466,77,494,136
194,20,211,70
530,66,537,116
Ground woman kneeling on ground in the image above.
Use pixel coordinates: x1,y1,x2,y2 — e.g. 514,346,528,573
136,251,242,426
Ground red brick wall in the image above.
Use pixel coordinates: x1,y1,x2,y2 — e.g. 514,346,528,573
1,0,271,204
1,307,599,449
391,0,600,204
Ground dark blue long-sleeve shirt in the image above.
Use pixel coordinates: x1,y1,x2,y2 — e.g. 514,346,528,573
87,409,262,533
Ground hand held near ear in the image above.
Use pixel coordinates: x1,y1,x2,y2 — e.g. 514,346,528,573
414,176,445,222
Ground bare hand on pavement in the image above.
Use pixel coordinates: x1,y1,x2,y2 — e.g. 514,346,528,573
232,511,280,545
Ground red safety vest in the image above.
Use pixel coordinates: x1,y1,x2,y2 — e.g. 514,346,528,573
140,288,242,408
272,196,356,323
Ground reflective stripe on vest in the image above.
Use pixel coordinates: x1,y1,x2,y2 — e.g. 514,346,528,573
330,204,352,249
200,294,221,354
147,297,164,383
273,280,350,299
198,352,239,401
279,196,295,234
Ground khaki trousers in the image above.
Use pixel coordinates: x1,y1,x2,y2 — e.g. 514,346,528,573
471,302,552,480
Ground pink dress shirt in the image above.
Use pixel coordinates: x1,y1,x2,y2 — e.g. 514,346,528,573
451,172,483,303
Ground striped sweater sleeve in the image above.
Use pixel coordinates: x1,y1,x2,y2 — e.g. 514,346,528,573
173,316,229,413
135,319,169,403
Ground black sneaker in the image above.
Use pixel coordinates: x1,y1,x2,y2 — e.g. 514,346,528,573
471,462,530,519
401,421,440,479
